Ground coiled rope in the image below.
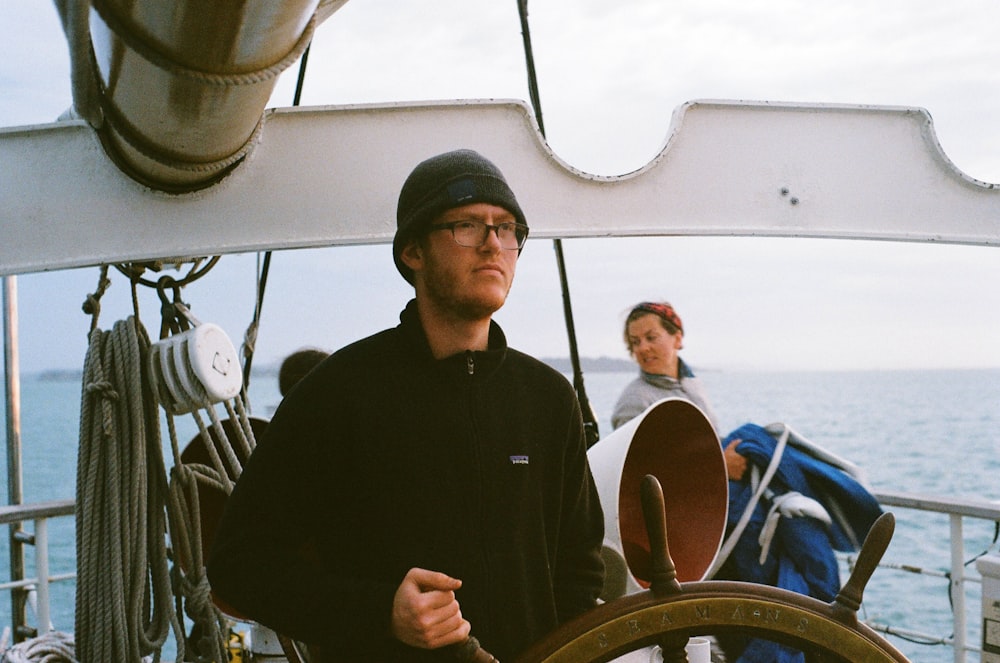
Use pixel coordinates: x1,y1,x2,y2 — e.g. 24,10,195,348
77,317,180,662
74,266,258,663
0,631,76,663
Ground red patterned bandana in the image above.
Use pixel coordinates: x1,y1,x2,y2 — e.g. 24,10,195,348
634,302,683,334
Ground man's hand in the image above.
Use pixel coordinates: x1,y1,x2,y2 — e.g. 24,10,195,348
391,567,471,649
724,438,747,481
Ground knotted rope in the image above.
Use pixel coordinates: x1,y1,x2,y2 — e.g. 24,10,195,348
76,317,180,662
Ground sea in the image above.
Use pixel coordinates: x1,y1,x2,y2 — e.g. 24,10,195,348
2,366,1000,662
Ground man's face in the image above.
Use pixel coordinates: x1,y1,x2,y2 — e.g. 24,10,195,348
406,202,520,321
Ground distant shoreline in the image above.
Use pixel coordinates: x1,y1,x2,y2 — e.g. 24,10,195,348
22,361,1000,383
28,356,637,383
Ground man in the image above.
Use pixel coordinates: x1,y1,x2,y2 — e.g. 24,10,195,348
208,149,605,661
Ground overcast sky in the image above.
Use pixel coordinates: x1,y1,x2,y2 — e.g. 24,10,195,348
4,1,1000,373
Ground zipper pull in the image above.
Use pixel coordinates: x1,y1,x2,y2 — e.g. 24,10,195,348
466,351,475,375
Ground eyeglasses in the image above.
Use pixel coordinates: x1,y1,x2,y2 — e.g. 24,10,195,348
429,219,529,250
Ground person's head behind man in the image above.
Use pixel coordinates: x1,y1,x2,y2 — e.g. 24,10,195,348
392,149,529,333
278,347,330,397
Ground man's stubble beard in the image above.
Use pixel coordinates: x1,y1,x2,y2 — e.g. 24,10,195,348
422,262,513,322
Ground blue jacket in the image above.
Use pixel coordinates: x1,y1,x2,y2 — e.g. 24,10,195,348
721,423,883,663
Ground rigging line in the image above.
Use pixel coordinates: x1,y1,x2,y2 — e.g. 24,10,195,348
241,251,271,389
241,42,311,390
293,43,312,106
516,0,600,447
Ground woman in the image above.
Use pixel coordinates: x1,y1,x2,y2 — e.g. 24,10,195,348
611,301,745,480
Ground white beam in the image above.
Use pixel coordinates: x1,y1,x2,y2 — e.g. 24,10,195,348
2,99,999,276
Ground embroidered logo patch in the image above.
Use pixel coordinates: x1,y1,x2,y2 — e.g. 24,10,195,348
447,178,477,203
509,455,529,465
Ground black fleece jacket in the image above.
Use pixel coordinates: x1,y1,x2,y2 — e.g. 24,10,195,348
208,300,605,661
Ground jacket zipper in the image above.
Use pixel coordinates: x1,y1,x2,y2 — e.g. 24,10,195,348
465,349,491,634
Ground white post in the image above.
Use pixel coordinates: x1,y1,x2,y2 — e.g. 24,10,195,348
34,517,51,633
3,274,27,637
950,513,966,663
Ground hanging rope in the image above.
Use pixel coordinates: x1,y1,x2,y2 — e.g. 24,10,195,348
72,260,265,662
148,290,258,661
162,395,257,663
515,0,600,447
76,316,180,663
144,306,253,659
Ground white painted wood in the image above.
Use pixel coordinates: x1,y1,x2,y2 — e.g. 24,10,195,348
2,99,998,276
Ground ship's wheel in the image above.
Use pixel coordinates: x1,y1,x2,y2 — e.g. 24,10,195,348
506,475,908,663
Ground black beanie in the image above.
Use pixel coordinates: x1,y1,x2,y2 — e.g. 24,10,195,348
393,149,527,284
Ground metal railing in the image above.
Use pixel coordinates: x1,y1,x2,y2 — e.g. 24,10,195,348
1,492,998,661
867,490,1000,663
0,499,75,640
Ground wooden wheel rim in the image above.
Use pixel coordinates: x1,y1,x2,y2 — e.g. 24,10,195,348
515,581,907,663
